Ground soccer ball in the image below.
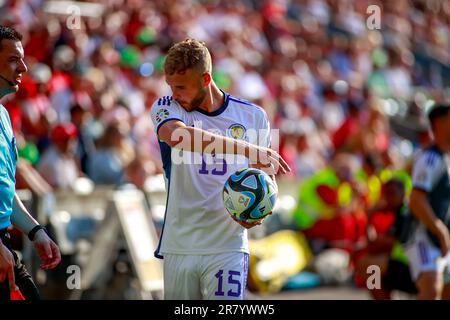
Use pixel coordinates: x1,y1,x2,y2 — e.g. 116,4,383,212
223,168,278,223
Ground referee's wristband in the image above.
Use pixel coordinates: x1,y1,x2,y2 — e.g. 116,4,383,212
28,225,47,241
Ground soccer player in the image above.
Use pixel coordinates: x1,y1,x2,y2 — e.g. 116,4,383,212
150,39,290,300
0,26,61,300
405,102,450,300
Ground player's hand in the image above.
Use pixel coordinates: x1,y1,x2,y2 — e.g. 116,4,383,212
238,220,262,229
435,221,450,257
32,229,61,270
230,214,260,229
230,212,272,229
0,241,17,292
248,146,291,175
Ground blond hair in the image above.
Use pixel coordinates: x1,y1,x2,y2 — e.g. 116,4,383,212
164,38,212,75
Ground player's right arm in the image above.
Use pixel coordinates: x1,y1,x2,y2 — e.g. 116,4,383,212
408,151,450,256
155,113,290,175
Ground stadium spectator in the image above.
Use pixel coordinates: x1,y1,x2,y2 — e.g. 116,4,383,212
354,178,417,299
37,123,80,189
87,123,131,185
69,104,96,175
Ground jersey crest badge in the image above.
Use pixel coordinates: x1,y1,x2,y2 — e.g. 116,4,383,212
227,124,246,140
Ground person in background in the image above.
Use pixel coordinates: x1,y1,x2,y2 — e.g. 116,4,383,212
87,123,129,185
37,123,80,190
69,104,96,175
355,179,417,299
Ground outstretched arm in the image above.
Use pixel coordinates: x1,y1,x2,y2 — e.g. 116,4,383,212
158,119,291,175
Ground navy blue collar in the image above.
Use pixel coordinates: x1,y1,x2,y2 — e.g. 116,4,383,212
194,90,229,117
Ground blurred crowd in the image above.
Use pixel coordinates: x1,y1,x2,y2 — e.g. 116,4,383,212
1,0,450,298
0,0,449,192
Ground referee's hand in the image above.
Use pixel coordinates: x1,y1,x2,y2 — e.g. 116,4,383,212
0,241,17,292
32,230,61,270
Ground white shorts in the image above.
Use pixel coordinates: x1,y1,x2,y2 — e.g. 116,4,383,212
404,226,450,284
163,252,249,300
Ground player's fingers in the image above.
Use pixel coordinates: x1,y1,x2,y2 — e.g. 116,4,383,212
260,162,276,175
244,223,257,229
268,155,286,174
268,151,290,174
275,153,291,173
268,153,286,174
268,149,290,172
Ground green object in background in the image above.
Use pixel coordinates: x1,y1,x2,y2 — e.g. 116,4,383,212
136,26,156,45
338,182,352,206
372,47,388,68
154,55,166,73
390,241,409,265
379,169,412,196
18,142,39,165
213,70,232,90
120,45,141,68
367,70,390,98
293,168,343,230
355,169,382,207
366,174,382,206
293,204,317,230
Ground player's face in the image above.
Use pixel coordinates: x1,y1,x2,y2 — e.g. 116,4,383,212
0,39,27,92
165,68,207,112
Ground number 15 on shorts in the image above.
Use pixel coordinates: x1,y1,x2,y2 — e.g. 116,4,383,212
215,270,242,297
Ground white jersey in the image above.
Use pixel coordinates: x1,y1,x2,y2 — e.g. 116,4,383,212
150,92,271,258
